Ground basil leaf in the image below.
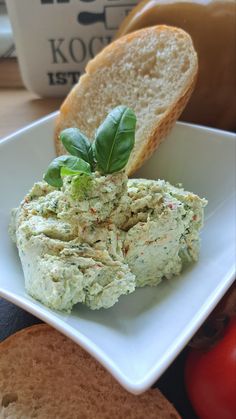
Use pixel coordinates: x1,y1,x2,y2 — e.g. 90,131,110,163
60,166,91,178
94,106,136,174
60,128,94,167
43,155,91,188
88,144,95,169
71,173,92,200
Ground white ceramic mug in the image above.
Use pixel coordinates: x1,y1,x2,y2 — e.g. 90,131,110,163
6,0,138,97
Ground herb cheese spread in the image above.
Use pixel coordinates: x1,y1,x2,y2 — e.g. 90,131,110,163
10,107,207,312
11,173,206,311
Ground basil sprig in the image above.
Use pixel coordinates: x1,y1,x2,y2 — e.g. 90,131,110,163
94,106,136,174
43,155,91,188
60,128,94,169
44,106,136,188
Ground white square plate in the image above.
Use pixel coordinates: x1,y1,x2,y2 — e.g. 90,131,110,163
0,114,235,394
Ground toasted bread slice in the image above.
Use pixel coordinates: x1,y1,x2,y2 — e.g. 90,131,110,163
0,324,181,419
55,25,198,175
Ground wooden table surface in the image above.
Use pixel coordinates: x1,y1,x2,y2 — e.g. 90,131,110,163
0,88,63,138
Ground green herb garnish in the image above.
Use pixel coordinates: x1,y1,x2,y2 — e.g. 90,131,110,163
44,106,136,190
94,106,136,174
60,128,95,169
44,155,91,188
70,173,92,199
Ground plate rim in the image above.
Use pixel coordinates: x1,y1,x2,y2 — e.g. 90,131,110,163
1,111,236,146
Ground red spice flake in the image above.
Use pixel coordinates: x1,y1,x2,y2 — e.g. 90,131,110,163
124,245,129,255
168,203,173,209
90,207,97,214
192,214,197,221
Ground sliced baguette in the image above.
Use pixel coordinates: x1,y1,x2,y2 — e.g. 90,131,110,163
0,324,181,419
55,25,198,175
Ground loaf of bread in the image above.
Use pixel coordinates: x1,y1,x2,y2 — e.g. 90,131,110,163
0,324,181,419
55,25,198,175
116,0,236,132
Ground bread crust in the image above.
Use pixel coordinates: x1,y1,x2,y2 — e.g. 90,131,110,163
0,324,181,418
54,25,198,175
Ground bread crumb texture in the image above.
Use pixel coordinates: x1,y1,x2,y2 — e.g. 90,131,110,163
55,25,198,175
0,324,180,419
